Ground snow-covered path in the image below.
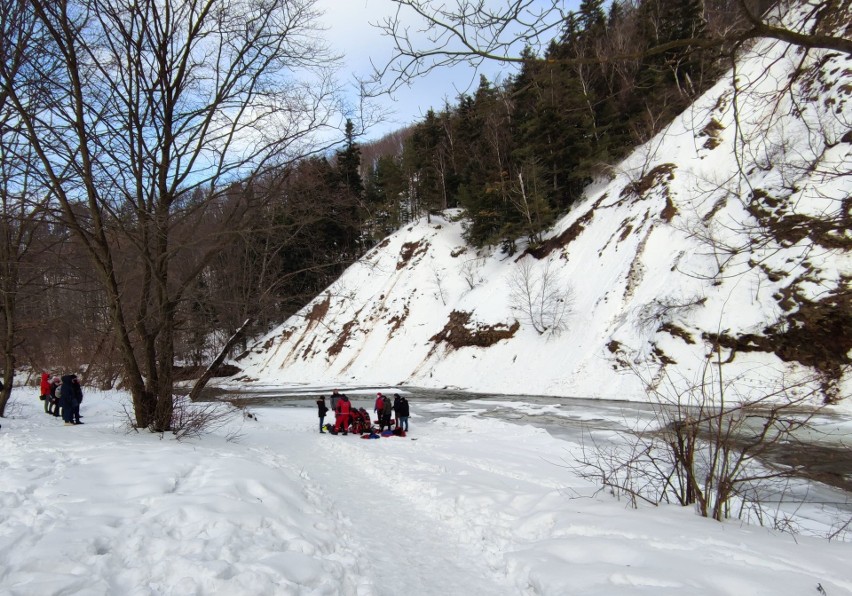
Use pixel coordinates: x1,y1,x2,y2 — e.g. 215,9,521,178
259,427,514,595
2,390,851,596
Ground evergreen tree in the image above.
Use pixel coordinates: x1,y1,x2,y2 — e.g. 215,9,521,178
337,119,364,197
334,119,367,254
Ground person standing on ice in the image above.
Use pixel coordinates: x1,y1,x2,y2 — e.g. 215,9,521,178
380,394,393,431
317,396,329,433
334,395,351,435
330,389,342,411
392,393,401,421
374,392,384,416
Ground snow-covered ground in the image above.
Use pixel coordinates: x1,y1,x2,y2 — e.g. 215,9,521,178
2,388,850,595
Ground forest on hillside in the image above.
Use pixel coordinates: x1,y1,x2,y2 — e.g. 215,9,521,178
0,0,846,429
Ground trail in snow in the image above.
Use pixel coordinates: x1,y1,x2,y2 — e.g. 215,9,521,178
246,420,516,596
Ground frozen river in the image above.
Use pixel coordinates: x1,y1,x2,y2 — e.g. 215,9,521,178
210,384,852,450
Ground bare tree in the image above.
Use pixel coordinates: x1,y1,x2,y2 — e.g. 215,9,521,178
0,0,58,416
507,258,573,334
0,0,342,431
370,0,852,93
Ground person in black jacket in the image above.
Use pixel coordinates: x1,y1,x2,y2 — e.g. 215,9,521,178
317,396,329,433
71,375,83,424
59,374,76,425
395,394,410,432
392,394,401,423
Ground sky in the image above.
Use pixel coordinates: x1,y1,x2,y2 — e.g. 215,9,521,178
315,0,571,141
1,388,850,595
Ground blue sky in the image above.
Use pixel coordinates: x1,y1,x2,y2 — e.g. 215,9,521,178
316,0,572,141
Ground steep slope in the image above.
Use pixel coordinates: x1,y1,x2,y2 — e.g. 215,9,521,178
226,11,851,403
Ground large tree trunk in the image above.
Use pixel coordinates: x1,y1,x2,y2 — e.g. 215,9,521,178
188,318,252,403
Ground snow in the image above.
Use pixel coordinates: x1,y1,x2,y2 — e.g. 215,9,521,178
2,388,851,595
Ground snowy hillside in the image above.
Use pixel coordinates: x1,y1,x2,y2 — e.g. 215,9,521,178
225,19,851,404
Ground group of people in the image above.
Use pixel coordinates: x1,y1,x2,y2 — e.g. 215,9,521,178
316,389,410,436
39,372,84,425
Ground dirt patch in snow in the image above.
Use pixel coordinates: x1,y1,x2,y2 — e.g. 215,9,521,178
660,322,696,344
328,320,358,358
305,296,331,326
699,118,724,150
620,163,676,199
705,283,851,402
387,303,410,338
397,240,429,269
430,311,519,350
748,189,851,250
526,208,595,259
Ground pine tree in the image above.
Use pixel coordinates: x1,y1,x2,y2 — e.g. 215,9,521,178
337,119,364,197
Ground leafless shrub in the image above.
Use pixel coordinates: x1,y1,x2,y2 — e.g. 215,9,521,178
826,516,852,543
120,402,141,434
575,424,662,509
460,257,486,291
430,266,448,305
170,396,241,442
575,350,828,531
2,395,24,419
508,259,574,335
117,395,242,441
633,296,707,335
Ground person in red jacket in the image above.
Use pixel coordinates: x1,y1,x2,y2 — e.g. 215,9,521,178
374,392,384,416
334,395,351,435
40,372,51,414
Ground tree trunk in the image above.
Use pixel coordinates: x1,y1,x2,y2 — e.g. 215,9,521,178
189,318,252,402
